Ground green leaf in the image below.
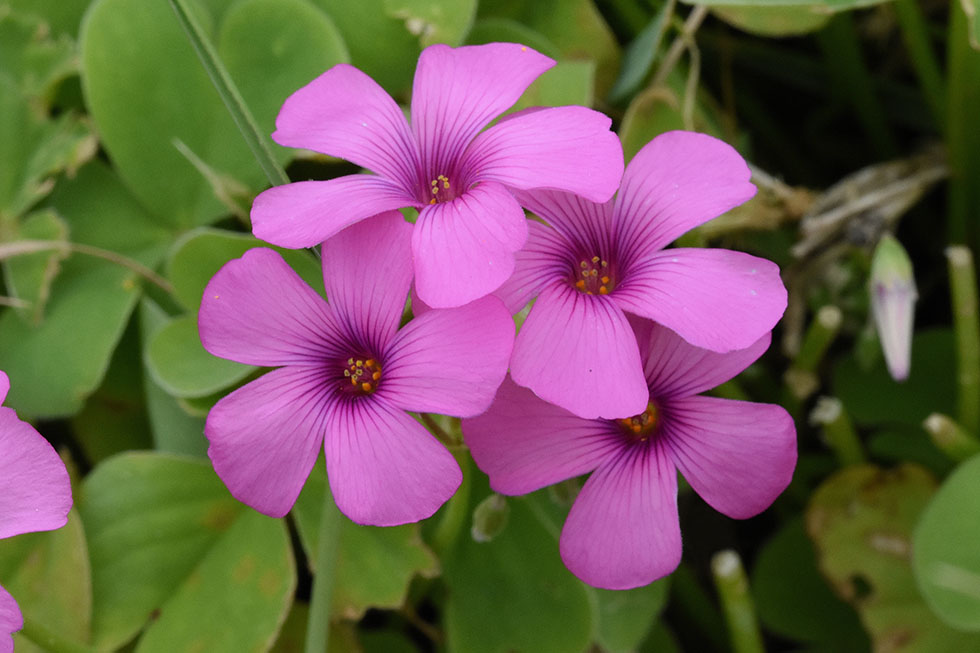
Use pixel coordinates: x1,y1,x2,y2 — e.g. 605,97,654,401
139,299,209,457
913,454,980,631
0,162,170,417
0,74,96,219
594,580,670,653
711,5,833,37
752,517,868,648
443,482,593,653
292,462,440,620
146,314,255,398
383,0,477,47
0,510,92,652
807,464,980,651
218,0,349,165
80,452,295,651
679,0,892,8
80,0,257,228
512,60,595,112
3,0,90,38
309,0,420,96
478,0,620,96
833,329,957,428
2,208,69,324
71,317,154,463
167,228,323,312
608,1,673,103
0,9,77,104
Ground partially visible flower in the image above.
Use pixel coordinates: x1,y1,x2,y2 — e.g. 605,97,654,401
462,319,796,590
199,212,514,525
251,42,624,308
870,234,916,381
495,130,787,419
0,371,72,652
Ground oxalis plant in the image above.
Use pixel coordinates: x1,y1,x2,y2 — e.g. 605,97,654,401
1,0,979,652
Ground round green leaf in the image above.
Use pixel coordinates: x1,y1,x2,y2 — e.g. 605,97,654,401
594,580,670,653
146,314,255,398
383,0,477,47
913,454,980,631
218,0,350,161
167,228,323,311
712,6,832,36
80,452,295,651
0,510,92,652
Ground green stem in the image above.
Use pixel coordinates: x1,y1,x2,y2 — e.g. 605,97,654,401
711,550,765,653
670,564,727,652
167,0,289,187
811,396,865,466
816,13,897,157
305,487,342,653
894,0,946,128
430,447,472,557
924,413,980,461
785,305,842,401
946,245,980,435
946,0,980,246
19,616,96,653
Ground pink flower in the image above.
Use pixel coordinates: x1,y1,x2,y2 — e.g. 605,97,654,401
495,130,787,419
251,42,624,309
462,319,796,590
199,212,514,525
0,371,72,652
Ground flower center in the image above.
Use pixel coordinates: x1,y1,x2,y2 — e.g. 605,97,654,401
428,174,454,204
571,256,614,295
616,402,661,443
340,356,382,396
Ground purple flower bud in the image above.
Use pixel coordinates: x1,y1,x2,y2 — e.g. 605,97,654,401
870,235,917,381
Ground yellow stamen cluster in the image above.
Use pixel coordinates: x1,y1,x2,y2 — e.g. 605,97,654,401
616,402,660,442
343,357,382,394
429,175,451,204
573,256,612,295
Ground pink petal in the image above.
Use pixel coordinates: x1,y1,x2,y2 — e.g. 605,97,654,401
251,175,415,249
630,317,772,400
320,212,413,353
324,397,461,526
412,181,528,308
380,297,514,417
614,131,756,262
493,220,568,314
272,64,419,189
662,396,796,519
411,43,553,176
0,408,71,540
0,585,20,653
0,371,8,404
515,189,615,256
560,442,681,590
465,106,623,202
205,367,333,518
200,248,343,367
613,248,787,353
463,377,622,495
510,282,648,420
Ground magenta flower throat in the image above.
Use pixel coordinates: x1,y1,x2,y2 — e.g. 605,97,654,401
199,212,514,526
250,42,624,309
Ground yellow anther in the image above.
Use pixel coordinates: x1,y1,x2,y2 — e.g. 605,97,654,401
601,276,610,284
575,280,586,291
372,371,382,380
356,360,363,367
631,424,642,433
347,358,354,365
361,382,373,392
599,286,609,295
430,198,436,204
590,269,598,277
591,256,600,263
365,359,375,367
580,261,588,269
351,377,358,386
601,260,608,267
343,370,351,377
